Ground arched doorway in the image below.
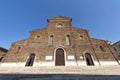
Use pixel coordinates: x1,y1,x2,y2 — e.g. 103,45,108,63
85,53,94,66
55,48,65,66
25,53,35,66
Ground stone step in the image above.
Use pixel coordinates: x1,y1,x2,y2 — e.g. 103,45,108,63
0,74,120,80
0,66,120,80
0,66,120,74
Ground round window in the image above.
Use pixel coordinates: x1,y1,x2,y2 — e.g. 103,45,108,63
56,23,63,28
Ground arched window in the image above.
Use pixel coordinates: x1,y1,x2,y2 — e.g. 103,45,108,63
56,23,63,28
85,53,94,66
113,47,117,52
50,35,54,45
66,35,70,45
16,46,21,53
35,35,40,39
18,46,21,50
100,46,105,52
25,53,35,67
80,35,84,39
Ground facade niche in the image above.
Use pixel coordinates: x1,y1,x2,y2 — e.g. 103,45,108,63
25,53,35,67
100,46,106,52
50,35,54,45
66,35,70,45
16,46,21,53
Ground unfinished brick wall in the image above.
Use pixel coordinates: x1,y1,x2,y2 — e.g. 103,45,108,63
2,16,118,66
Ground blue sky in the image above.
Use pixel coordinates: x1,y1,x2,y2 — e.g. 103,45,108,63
0,0,120,49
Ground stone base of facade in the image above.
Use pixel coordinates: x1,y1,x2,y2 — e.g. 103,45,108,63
0,61,119,67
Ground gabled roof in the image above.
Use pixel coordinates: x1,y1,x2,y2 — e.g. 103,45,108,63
47,16,72,22
48,16,71,19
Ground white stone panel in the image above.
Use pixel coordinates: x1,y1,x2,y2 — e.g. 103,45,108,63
67,56,74,60
45,56,53,60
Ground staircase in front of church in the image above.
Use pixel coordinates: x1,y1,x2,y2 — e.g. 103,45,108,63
0,66,120,80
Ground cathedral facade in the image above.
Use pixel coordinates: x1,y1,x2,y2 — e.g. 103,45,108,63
1,16,119,67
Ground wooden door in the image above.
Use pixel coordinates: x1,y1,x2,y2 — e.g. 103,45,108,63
55,48,65,66
85,53,94,66
25,54,35,66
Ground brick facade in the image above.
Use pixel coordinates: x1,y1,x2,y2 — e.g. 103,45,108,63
2,16,119,66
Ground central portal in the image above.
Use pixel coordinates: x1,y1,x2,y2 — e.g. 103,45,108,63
55,48,65,66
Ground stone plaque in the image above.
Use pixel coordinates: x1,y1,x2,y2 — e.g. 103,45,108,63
67,56,74,60
45,56,53,60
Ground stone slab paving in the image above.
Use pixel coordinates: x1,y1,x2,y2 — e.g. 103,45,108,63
0,66,120,80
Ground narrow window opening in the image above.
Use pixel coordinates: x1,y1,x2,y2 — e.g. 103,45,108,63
86,58,90,65
100,46,105,52
85,53,94,66
37,36,40,39
66,35,70,45
16,46,21,53
57,23,63,28
35,35,40,39
80,35,83,39
50,35,54,45
18,47,21,50
25,53,35,67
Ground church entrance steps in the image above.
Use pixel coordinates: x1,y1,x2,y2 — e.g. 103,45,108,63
0,74,120,80
0,66,120,80
0,66,120,75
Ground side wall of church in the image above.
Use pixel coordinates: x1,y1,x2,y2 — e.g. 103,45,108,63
91,39,119,65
